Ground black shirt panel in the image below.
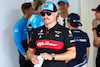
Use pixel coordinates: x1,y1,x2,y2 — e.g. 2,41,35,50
29,23,75,52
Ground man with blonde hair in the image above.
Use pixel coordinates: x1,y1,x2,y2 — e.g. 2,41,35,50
27,0,46,44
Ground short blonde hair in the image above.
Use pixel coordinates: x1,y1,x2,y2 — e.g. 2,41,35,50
31,0,46,10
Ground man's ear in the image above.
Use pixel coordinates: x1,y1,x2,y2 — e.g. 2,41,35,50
25,10,28,14
38,5,41,11
68,4,69,8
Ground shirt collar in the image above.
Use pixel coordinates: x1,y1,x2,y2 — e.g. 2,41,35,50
22,16,28,21
43,23,60,30
59,15,68,20
71,28,80,30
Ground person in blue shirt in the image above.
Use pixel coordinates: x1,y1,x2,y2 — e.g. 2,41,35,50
14,2,33,67
27,0,46,44
66,13,90,67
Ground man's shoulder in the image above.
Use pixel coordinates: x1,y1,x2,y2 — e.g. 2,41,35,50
29,14,41,19
34,25,44,30
77,30,88,37
57,24,69,33
80,30,87,34
28,14,42,22
14,19,23,27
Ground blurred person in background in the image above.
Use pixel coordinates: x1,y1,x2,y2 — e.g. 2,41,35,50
57,0,81,29
27,0,46,44
57,0,69,28
92,4,100,67
66,13,90,67
14,2,33,67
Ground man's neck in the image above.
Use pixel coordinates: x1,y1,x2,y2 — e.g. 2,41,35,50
34,10,39,15
60,11,68,19
70,26,78,30
23,15,29,19
45,21,57,30
99,19,100,23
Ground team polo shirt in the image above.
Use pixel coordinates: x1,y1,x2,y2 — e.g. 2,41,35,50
66,29,90,67
29,23,75,67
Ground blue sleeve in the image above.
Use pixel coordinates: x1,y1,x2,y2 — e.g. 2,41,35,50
27,14,36,28
36,16,44,28
27,14,44,28
27,14,44,37
14,23,25,53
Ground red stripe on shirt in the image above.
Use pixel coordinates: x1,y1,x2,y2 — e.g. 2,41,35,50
66,46,76,50
35,39,64,50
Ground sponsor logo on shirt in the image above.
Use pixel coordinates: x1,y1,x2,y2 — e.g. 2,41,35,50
69,30,72,34
74,39,86,42
38,29,44,38
55,31,62,34
54,30,62,38
37,41,57,47
14,28,19,32
35,39,64,49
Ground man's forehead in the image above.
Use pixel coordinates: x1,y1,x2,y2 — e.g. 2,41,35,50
41,10,52,13
58,2,68,5
58,2,66,4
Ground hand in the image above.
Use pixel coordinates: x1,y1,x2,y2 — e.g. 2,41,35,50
31,55,39,64
40,52,52,61
92,19,97,28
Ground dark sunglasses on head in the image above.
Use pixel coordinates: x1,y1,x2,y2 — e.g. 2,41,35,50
40,12,51,16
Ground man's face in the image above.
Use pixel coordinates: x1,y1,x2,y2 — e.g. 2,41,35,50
40,11,57,25
95,11,100,20
58,2,69,13
28,6,34,16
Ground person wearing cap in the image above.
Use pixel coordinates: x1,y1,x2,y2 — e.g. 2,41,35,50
14,2,33,67
57,0,69,28
92,4,100,67
27,2,76,67
57,0,81,30
27,0,46,44
66,13,90,67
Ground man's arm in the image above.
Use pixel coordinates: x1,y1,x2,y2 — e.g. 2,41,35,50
92,19,100,47
40,47,76,61
55,47,76,61
86,47,90,61
27,48,39,64
27,34,29,44
93,30,100,47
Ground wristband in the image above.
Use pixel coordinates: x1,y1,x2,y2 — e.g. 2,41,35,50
24,55,28,58
51,53,55,60
92,28,96,31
